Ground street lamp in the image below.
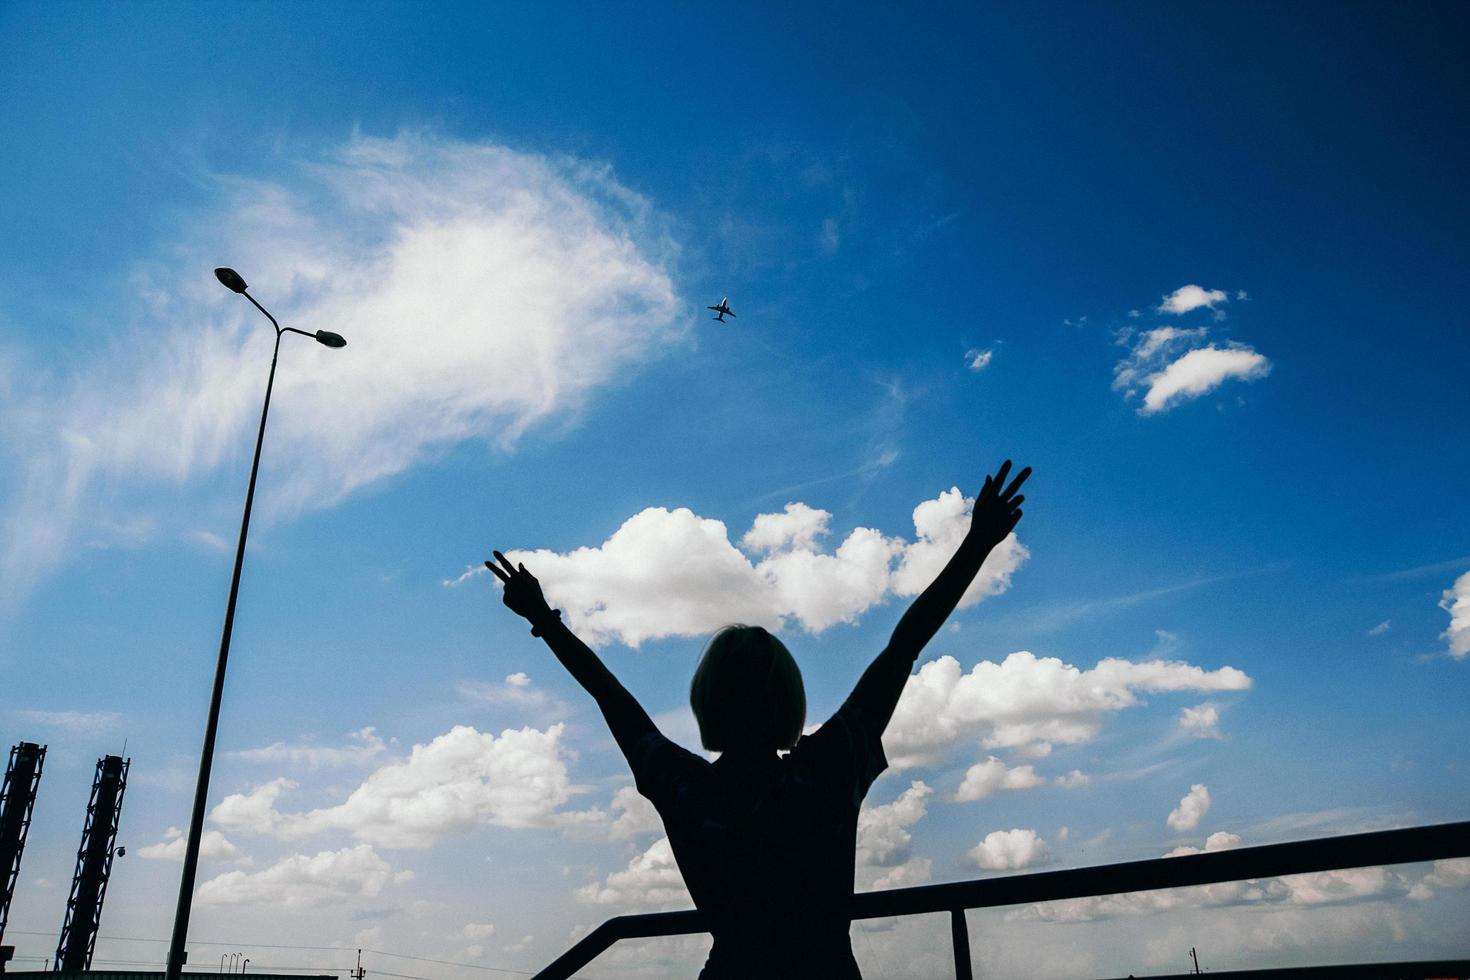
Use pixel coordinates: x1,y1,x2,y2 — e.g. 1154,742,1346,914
164,269,346,980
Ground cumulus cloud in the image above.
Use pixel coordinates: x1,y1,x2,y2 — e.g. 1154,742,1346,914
1163,830,1241,857
576,837,691,909
953,757,1044,802
462,922,497,940
888,489,1029,605
230,726,387,769
1112,325,1270,415
1439,571,1470,658
0,130,680,605
740,502,831,555
968,828,1049,871
1157,284,1228,315
1177,703,1223,739
502,487,1028,647
209,724,595,848
608,785,663,839
856,781,932,868
137,826,249,865
1167,784,1212,831
195,844,409,910
883,651,1251,768
1054,769,1090,789
1411,857,1470,899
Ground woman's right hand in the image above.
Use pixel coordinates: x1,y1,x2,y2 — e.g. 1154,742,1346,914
968,460,1030,542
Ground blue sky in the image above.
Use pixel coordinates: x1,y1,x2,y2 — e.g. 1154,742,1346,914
2,3,1467,977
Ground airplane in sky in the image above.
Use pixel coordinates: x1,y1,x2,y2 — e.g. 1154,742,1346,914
707,297,735,322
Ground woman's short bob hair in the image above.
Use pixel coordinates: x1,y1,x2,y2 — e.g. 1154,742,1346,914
690,625,806,753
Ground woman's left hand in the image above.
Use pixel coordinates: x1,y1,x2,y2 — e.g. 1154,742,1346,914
485,550,553,623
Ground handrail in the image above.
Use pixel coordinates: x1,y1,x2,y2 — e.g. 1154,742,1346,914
533,819,1470,980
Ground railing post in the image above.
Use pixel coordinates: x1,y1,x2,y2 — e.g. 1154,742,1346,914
950,907,973,980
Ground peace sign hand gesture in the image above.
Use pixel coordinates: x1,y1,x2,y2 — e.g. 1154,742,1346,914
969,459,1030,542
485,550,555,626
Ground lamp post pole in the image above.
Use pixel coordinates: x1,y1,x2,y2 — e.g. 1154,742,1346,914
164,269,345,980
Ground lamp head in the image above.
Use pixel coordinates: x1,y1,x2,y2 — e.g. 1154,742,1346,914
214,267,248,293
314,330,347,348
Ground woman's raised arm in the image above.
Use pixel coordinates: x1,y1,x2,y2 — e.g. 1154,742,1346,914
485,551,658,760
844,461,1030,733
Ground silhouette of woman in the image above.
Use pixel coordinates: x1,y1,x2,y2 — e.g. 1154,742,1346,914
486,460,1030,979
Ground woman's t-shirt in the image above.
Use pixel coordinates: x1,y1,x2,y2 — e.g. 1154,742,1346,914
629,700,889,979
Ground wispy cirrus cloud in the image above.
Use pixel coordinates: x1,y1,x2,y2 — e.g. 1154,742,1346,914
229,726,388,770
13,709,124,734
0,130,681,607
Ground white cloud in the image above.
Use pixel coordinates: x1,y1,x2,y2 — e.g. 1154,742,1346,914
1015,864,1405,923
137,826,249,865
1157,284,1228,315
868,858,933,891
1054,769,1090,789
456,674,552,710
1177,703,1223,740
856,781,932,868
209,724,595,848
462,922,497,941
209,777,297,835
888,489,1029,606
1439,570,1470,658
195,844,409,910
1163,830,1240,857
953,757,1044,802
1167,784,1211,831
12,709,123,733
965,348,993,372
1367,620,1391,636
1139,345,1271,414
1112,326,1270,415
884,651,1251,768
188,529,231,552
503,487,1027,647
1,130,680,605
576,837,691,909
230,726,387,769
1412,857,1470,899
968,828,1049,871
740,502,831,555
444,564,488,587
608,785,663,839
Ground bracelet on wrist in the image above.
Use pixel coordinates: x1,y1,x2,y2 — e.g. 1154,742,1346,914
530,609,563,638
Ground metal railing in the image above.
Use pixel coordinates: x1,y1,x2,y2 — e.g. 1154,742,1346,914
533,820,1470,980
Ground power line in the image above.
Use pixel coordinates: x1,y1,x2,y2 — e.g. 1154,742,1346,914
3,930,597,979
360,948,536,976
